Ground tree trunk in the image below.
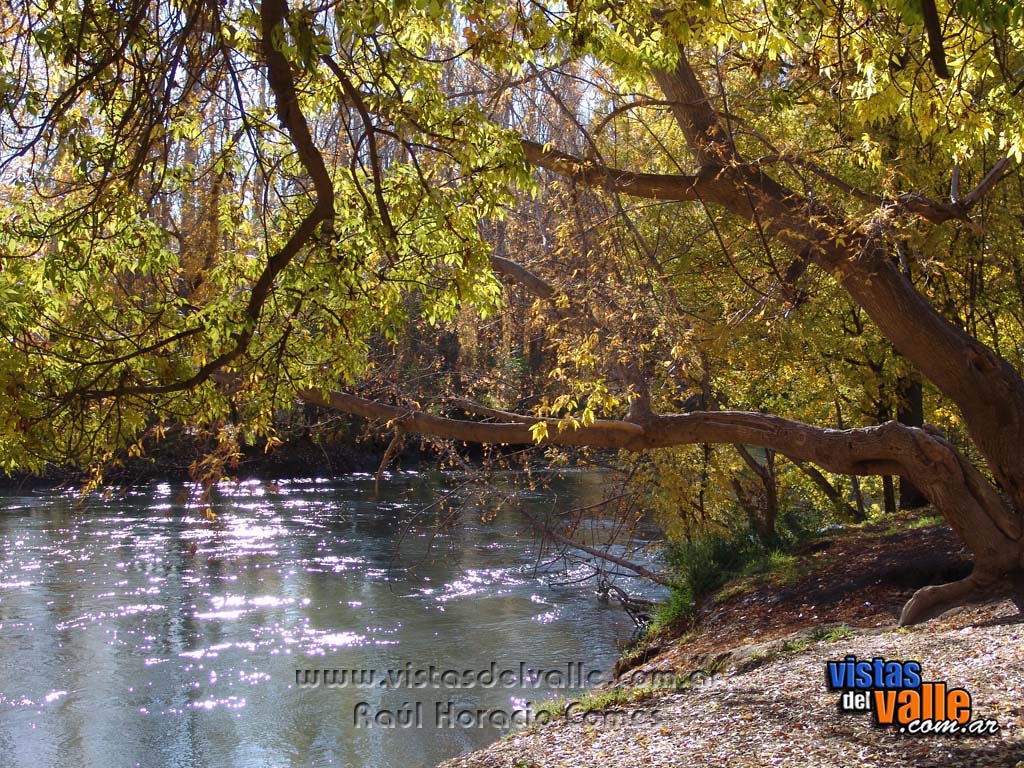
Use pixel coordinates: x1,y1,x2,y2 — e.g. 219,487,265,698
897,378,930,509
882,476,897,515
735,445,778,544
790,457,863,522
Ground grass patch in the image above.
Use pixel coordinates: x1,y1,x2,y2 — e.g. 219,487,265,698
737,550,803,585
649,529,815,634
649,506,949,641
865,507,946,538
778,624,854,654
736,647,778,672
615,642,650,671
698,653,729,676
780,636,812,653
532,683,669,723
812,624,854,643
714,581,751,603
648,585,697,633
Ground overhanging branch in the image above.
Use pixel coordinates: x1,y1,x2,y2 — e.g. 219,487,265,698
300,387,1020,562
303,388,917,478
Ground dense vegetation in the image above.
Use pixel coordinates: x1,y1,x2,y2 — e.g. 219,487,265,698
2,0,1024,623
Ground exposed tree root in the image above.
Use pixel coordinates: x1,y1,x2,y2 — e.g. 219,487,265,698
899,571,1021,626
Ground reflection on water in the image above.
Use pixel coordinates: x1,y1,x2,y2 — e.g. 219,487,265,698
0,470,657,768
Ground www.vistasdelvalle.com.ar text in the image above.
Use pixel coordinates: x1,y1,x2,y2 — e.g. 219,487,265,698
294,661,606,690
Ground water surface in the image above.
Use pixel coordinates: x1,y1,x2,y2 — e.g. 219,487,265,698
0,470,654,767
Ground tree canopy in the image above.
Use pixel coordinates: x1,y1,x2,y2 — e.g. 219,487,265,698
3,0,1024,623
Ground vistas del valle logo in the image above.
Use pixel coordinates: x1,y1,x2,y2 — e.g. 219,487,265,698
826,655,999,736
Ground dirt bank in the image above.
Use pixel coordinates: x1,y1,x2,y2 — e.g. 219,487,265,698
443,516,1024,768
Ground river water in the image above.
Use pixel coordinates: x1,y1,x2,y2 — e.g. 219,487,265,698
0,469,656,767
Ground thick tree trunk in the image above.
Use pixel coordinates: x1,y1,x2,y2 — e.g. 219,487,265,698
647,54,1024,621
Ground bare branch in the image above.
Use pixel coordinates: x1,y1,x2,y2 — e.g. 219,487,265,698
517,507,672,586
306,389,914,479
963,156,1014,207
488,254,555,300
521,139,708,200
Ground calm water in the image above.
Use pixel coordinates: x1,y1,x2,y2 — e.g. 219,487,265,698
0,470,655,768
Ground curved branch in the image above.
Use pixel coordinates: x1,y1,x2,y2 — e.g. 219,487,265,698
963,156,1014,207
299,389,648,448
307,390,906,476
301,388,1019,571
521,139,708,200
527,48,1024,515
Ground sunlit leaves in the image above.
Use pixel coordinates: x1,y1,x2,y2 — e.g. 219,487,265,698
0,0,1022,481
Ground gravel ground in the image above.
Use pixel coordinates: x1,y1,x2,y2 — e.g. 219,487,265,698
442,601,1024,768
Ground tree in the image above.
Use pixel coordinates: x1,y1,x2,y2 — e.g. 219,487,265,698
2,0,1024,624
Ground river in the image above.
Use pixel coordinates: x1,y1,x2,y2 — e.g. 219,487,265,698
0,469,658,767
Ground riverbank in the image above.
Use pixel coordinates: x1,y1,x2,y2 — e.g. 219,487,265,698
0,414,549,490
443,513,1024,767
0,426,381,490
